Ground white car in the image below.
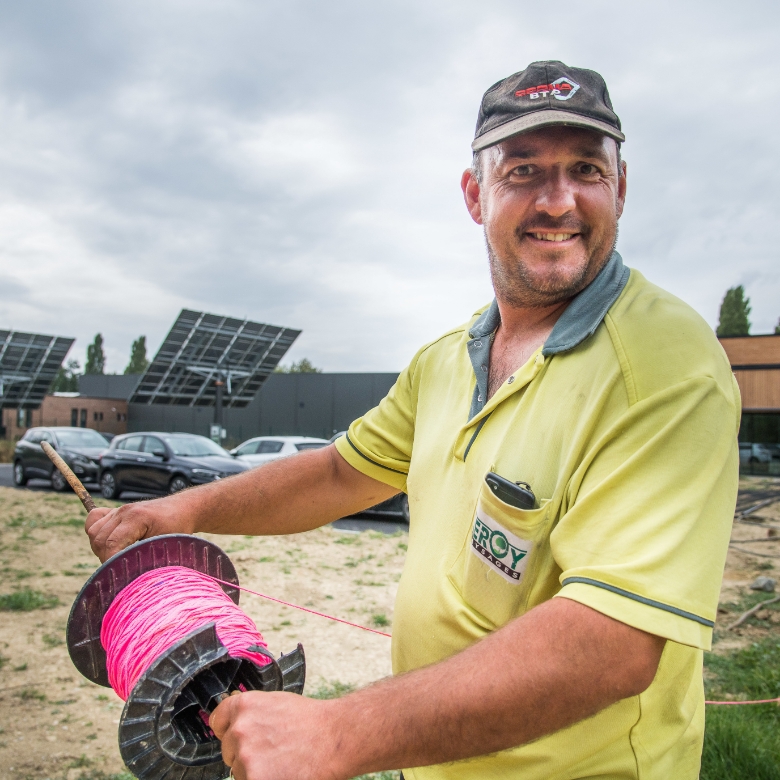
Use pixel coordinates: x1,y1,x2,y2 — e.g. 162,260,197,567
230,436,330,467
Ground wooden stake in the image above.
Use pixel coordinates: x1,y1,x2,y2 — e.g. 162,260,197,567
41,440,97,513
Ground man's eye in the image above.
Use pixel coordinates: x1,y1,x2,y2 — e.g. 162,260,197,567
512,165,534,176
578,163,599,175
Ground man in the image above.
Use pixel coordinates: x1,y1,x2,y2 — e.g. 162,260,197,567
87,61,740,779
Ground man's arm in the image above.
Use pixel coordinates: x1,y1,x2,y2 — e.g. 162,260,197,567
86,445,398,561
210,597,665,780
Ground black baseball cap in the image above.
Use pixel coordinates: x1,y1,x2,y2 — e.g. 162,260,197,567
472,60,624,152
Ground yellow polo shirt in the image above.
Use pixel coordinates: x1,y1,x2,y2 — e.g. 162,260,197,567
334,253,740,780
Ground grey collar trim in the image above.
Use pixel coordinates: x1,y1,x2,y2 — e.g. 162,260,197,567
542,251,629,355
468,251,629,355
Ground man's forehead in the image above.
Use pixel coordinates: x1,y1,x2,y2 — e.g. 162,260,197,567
493,127,614,161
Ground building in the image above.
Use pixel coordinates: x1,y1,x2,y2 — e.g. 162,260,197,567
1,393,128,440
719,334,780,449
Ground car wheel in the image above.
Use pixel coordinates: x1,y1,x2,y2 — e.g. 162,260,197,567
169,475,190,494
13,461,27,486
100,471,120,500
400,494,410,524
51,468,69,492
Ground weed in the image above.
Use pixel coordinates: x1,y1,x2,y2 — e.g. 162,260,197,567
42,632,64,648
702,637,780,780
13,662,28,672
280,620,292,626
335,535,360,545
257,556,275,563
0,587,60,611
307,680,356,699
17,688,46,702
756,561,774,570
397,542,408,551
0,654,7,669
371,613,390,627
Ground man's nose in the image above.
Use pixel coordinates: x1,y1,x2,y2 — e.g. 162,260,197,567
534,170,576,217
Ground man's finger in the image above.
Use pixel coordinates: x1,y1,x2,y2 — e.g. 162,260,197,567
209,694,238,740
85,507,112,533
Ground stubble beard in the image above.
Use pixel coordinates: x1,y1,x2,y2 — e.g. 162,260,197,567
485,222,619,309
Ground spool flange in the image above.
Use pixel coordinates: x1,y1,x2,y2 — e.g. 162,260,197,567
66,534,306,780
68,534,241,687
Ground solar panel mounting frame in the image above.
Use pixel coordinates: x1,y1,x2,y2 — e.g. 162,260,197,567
0,330,75,409
129,310,300,407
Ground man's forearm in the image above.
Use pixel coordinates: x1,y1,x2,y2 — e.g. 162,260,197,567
86,445,398,561
325,598,665,776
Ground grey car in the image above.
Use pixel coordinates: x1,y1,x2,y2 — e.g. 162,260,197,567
13,427,108,490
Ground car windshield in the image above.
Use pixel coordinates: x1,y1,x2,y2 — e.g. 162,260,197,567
55,430,109,448
162,436,227,457
295,442,328,451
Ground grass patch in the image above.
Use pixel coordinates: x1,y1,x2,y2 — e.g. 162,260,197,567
371,613,390,627
0,587,59,611
307,680,356,699
42,632,64,647
17,688,46,702
13,662,28,672
0,654,8,670
354,773,401,780
702,636,780,780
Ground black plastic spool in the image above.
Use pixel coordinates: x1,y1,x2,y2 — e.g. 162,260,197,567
67,534,306,780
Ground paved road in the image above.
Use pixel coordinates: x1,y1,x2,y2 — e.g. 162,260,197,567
0,463,407,534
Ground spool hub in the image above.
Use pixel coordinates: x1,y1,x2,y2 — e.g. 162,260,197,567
67,534,306,780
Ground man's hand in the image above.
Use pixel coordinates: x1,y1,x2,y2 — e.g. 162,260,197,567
86,495,195,562
209,691,343,780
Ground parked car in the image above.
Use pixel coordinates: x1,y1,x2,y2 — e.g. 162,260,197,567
13,426,109,490
229,436,330,467
329,432,410,522
739,442,773,465
98,432,249,499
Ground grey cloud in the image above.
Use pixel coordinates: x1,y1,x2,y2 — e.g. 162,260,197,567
0,0,778,373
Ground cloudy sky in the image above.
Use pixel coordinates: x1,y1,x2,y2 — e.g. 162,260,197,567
0,0,778,373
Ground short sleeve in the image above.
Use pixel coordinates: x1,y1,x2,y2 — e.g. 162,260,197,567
552,376,740,650
334,349,422,492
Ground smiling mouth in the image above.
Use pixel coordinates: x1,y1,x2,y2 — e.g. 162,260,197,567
528,232,579,242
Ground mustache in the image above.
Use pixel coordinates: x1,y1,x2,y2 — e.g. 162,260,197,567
516,218,589,236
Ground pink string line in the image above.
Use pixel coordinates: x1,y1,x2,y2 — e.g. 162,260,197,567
207,575,392,639
705,697,780,705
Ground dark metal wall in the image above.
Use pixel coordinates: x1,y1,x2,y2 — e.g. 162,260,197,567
127,373,399,442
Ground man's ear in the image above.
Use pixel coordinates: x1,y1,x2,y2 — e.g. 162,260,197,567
615,160,627,219
461,168,484,225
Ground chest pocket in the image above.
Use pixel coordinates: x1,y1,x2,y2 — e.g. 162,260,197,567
447,475,552,628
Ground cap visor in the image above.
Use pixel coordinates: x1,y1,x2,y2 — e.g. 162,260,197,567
472,109,625,151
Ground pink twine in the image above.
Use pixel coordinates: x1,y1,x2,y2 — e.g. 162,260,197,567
705,697,780,705
205,574,392,639
101,566,271,700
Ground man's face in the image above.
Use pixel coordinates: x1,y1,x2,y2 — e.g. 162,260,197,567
461,126,627,308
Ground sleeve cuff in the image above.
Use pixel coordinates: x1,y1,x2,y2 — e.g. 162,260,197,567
334,432,408,491
555,578,714,650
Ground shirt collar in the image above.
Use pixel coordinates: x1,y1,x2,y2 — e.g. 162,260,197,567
467,251,629,353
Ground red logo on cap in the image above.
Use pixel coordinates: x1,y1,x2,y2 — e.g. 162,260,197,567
515,77,580,102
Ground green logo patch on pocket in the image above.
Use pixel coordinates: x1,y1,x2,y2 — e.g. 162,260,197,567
471,507,533,584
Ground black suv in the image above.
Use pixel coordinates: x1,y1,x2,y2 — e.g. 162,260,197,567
13,427,109,490
99,432,249,499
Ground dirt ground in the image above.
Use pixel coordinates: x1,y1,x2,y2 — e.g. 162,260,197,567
1,478,779,780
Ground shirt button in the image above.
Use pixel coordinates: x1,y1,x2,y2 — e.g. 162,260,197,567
478,395,483,402
481,365,487,372
473,341,482,348
507,376,515,384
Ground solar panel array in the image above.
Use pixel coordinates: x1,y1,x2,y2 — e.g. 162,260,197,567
129,310,300,407
0,330,75,409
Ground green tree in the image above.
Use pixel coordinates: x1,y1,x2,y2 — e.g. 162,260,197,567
124,336,150,374
84,333,106,375
716,286,751,337
51,359,80,393
274,358,322,374
775,318,780,335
